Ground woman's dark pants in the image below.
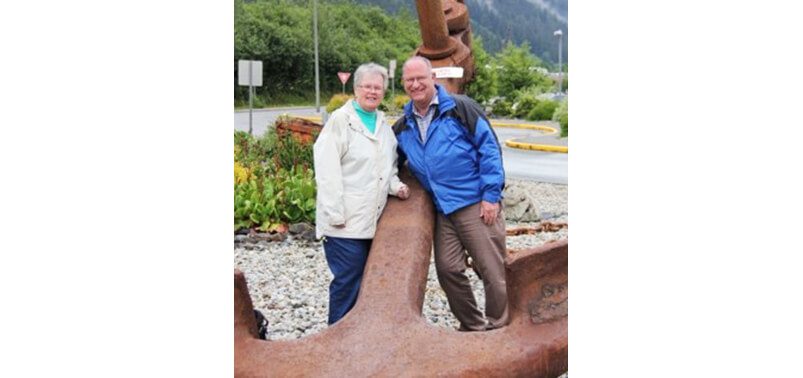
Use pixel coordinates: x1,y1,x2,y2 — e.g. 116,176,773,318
323,236,372,325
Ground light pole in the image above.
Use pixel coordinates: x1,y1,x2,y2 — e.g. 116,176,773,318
313,0,321,112
553,29,563,94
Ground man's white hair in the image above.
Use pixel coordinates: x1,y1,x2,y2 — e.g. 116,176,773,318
402,56,433,73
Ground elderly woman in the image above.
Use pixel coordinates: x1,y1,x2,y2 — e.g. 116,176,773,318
313,62,410,325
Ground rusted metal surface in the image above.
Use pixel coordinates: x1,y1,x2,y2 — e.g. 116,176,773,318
507,222,569,236
274,117,322,144
415,0,457,59
413,0,474,93
234,170,568,377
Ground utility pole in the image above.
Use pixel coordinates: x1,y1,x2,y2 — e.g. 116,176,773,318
554,29,563,94
389,59,396,98
313,0,321,112
248,61,253,135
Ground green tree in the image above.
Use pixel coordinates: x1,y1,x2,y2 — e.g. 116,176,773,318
465,36,498,104
234,1,314,101
234,0,419,105
496,41,553,95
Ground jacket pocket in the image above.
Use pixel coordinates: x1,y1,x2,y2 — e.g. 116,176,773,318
343,191,371,232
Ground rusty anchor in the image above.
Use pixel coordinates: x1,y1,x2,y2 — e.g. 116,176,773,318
413,0,475,94
234,171,568,376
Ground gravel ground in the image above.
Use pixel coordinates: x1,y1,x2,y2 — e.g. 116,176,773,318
233,179,568,340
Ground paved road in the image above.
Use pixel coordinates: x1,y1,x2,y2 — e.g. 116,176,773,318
493,122,568,184
234,107,320,136
234,107,567,184
501,144,568,184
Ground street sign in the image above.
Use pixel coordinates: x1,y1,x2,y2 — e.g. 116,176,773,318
337,72,351,94
337,72,351,85
432,66,464,79
238,60,263,135
238,60,263,86
388,60,397,78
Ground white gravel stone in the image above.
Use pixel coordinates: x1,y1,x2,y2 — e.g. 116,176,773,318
233,179,567,340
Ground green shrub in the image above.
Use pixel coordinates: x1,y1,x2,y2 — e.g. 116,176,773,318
234,167,317,231
526,99,558,121
234,130,271,169
326,94,353,114
377,100,389,112
272,128,314,172
512,92,540,119
235,127,314,173
490,98,513,117
234,128,317,231
234,93,267,109
553,98,568,137
252,94,266,109
279,167,316,223
392,94,410,110
379,94,409,115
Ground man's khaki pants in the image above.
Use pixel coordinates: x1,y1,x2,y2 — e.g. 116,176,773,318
434,202,509,331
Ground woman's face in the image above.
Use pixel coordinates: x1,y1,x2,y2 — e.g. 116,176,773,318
354,73,385,112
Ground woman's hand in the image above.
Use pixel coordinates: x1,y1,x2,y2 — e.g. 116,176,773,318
397,184,410,200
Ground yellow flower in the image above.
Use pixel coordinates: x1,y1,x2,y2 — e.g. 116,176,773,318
234,162,250,184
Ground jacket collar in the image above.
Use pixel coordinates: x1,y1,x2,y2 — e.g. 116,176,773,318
343,101,382,140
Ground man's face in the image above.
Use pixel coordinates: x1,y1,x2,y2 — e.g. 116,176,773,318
402,60,436,106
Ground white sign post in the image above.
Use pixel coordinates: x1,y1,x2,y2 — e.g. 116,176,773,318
238,60,263,135
388,60,397,98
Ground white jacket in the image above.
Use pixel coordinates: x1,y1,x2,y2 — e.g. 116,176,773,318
314,102,404,239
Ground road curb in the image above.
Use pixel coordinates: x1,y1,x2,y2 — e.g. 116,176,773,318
490,122,567,153
504,140,568,153
491,122,558,135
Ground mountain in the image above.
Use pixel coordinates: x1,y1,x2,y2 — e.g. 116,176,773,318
351,0,568,66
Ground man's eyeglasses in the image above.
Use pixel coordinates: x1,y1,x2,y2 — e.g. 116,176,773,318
358,85,385,92
403,76,430,85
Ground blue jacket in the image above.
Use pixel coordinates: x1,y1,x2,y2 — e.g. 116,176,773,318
394,85,505,215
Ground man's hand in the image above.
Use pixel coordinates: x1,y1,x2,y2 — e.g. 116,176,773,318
479,200,500,225
397,184,410,200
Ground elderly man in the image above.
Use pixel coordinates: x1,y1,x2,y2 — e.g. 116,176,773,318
393,56,508,331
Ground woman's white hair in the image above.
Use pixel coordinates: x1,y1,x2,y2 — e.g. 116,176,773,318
353,63,389,90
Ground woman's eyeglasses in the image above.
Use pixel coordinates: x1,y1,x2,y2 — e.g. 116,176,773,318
358,85,385,92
